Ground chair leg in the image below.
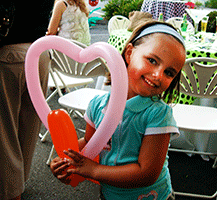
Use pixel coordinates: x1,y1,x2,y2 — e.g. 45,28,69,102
46,145,55,166
39,130,50,142
213,157,217,169
69,109,84,120
174,191,217,199
169,148,217,169
46,89,58,103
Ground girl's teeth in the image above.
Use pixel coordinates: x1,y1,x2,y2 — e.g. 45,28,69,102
145,78,155,87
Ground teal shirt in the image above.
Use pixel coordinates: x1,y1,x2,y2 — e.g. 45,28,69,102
84,93,179,200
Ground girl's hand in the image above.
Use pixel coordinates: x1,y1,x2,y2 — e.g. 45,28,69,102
50,157,73,185
63,149,99,179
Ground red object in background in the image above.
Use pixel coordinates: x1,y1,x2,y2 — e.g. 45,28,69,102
89,0,99,7
185,1,195,9
48,109,99,186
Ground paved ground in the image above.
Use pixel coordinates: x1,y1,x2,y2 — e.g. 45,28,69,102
21,23,217,200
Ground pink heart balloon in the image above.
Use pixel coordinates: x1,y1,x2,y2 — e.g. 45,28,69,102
25,35,128,160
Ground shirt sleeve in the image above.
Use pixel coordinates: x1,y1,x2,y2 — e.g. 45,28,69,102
84,93,108,129
145,102,180,140
84,97,96,128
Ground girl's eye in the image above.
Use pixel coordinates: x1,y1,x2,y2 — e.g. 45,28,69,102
165,69,176,78
148,58,157,65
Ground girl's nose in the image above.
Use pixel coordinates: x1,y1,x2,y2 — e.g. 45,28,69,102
152,69,163,81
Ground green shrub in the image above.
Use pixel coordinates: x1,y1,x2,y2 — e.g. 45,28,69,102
207,11,217,32
198,11,217,33
102,0,143,20
205,0,217,9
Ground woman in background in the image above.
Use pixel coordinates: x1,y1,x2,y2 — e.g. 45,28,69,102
0,1,52,199
47,0,91,46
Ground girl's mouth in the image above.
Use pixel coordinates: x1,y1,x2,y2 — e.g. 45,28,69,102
142,76,158,88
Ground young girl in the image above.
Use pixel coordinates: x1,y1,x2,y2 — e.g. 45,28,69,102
50,20,186,200
46,0,90,45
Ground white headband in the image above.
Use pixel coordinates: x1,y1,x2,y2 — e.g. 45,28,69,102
132,24,185,49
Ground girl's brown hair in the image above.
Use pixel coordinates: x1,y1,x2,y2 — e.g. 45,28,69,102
106,19,185,104
54,0,89,17
69,0,89,17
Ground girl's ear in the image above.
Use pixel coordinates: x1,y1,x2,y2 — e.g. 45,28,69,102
124,43,134,65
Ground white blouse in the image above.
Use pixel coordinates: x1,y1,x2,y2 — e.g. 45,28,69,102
58,1,91,46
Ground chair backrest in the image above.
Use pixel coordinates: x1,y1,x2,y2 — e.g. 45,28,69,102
180,57,217,98
166,17,195,33
108,15,130,35
49,39,108,78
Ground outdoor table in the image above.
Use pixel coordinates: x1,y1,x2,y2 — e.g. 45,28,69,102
185,8,217,32
174,32,217,159
185,33,217,59
108,29,217,160
140,0,187,21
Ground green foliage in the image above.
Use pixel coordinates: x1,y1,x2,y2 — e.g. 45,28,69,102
194,1,203,8
205,0,217,8
198,11,217,33
207,11,217,32
102,0,143,20
204,0,217,32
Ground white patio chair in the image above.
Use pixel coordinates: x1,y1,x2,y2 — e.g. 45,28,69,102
170,57,217,199
166,17,195,33
45,54,109,165
58,78,109,115
39,39,94,143
108,15,130,35
45,39,93,103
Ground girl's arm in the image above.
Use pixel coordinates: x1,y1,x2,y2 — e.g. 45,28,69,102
78,123,96,151
46,1,66,35
64,133,171,188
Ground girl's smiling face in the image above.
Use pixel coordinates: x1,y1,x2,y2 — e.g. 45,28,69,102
124,33,186,99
